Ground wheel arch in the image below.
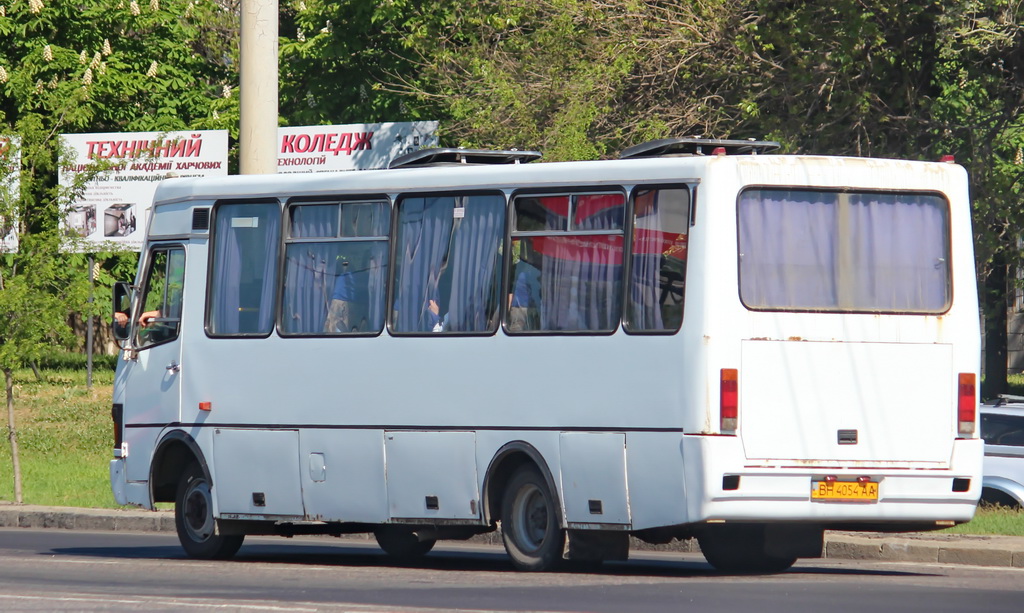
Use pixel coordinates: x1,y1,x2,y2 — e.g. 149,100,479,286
980,477,1024,508
150,430,210,503
482,441,562,526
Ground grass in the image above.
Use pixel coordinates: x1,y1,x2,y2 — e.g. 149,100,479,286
0,366,118,508
2,362,1024,536
945,505,1024,537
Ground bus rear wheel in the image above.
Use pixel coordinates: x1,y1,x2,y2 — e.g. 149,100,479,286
174,462,244,560
697,524,796,573
374,526,436,558
501,465,565,572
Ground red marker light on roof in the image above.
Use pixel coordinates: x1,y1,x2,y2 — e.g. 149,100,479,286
940,155,955,163
712,147,727,156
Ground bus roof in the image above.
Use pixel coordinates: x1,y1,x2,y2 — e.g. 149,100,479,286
152,154,966,206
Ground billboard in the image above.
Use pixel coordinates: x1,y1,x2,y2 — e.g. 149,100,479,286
0,136,19,252
277,121,439,173
59,130,229,251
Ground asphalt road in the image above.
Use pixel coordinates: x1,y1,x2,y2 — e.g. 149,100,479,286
1,528,1022,612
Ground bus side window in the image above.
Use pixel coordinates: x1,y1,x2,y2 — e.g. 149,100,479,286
281,200,389,336
625,187,689,333
208,202,281,336
507,192,625,333
392,193,505,334
135,247,185,349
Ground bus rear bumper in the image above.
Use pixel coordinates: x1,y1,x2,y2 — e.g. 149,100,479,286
681,435,984,526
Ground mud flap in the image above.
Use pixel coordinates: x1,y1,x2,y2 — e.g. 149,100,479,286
764,524,824,559
566,530,630,562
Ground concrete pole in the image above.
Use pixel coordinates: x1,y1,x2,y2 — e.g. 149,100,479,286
239,0,279,175
86,254,94,390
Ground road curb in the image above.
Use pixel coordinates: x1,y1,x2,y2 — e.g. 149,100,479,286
3,504,1023,568
822,532,1024,568
0,505,173,533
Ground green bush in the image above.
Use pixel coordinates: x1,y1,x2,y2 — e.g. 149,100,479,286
35,351,118,371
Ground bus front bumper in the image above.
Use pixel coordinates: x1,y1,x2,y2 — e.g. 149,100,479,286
109,459,152,509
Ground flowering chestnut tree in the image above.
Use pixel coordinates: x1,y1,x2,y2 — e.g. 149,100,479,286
0,0,240,502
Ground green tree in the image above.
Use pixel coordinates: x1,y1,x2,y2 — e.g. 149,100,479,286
0,133,97,503
733,1,1024,397
391,0,1024,393
0,0,237,500
381,0,771,160
0,0,239,132
0,0,241,208
278,0,423,126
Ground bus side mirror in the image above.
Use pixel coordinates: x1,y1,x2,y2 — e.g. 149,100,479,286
112,282,132,343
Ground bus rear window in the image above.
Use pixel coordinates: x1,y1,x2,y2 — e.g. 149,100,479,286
738,189,950,313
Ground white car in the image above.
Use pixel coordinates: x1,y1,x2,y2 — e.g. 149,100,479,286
980,397,1024,508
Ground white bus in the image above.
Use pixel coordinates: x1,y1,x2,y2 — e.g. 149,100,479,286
110,139,982,573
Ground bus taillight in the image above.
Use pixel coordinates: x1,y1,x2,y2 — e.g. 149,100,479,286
720,369,738,433
957,373,976,436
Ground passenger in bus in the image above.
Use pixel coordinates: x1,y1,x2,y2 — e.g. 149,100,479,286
113,309,162,328
392,268,447,332
324,260,354,333
114,309,167,345
508,255,541,332
424,269,448,332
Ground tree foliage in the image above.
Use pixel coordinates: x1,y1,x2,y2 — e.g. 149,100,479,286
383,0,1024,393
278,0,426,126
0,1,1021,389
0,0,238,134
375,0,758,160
1,0,241,221
0,0,240,497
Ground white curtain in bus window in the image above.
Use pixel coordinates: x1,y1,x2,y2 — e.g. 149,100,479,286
393,193,505,333
282,202,389,335
626,188,689,332
209,203,281,335
509,193,624,332
738,190,950,312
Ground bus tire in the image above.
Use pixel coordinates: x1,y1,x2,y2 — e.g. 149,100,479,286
174,462,244,560
501,465,564,572
697,525,796,574
374,526,435,558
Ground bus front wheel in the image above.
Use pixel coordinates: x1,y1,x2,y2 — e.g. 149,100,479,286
174,462,244,560
501,465,565,571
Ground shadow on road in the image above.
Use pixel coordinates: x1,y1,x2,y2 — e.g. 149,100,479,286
48,539,930,579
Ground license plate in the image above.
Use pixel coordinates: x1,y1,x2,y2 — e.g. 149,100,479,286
811,480,878,501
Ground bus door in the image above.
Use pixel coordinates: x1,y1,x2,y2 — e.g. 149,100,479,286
123,245,186,482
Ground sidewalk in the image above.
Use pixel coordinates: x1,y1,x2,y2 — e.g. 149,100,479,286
2,503,1023,568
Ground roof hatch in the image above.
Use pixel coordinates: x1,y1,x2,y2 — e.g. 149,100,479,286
620,138,780,159
389,148,543,169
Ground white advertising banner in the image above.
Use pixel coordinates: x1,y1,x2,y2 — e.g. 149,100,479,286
0,136,19,253
59,130,228,252
277,121,439,173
